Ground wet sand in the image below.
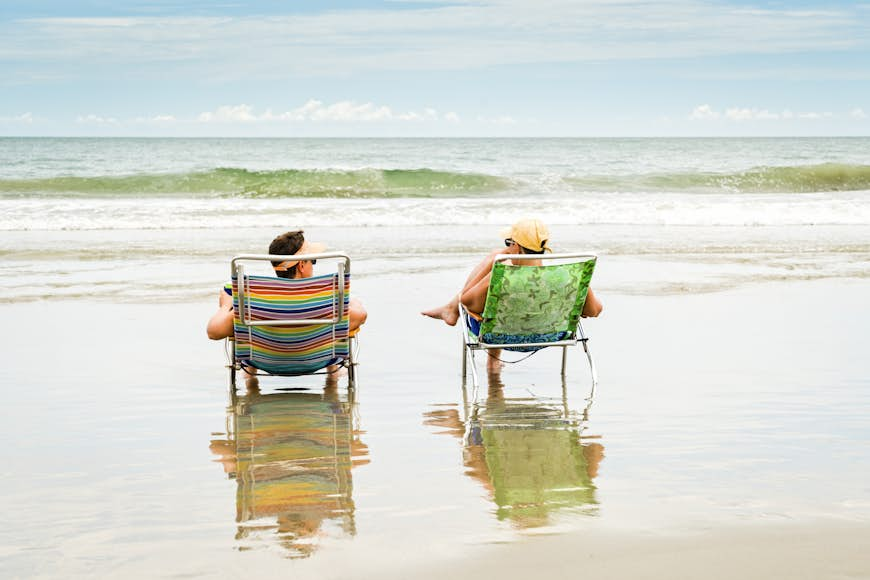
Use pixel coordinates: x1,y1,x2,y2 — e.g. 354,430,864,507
2,252,869,578
385,522,870,580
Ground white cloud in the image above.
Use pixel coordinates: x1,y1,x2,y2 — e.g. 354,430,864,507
131,114,178,123
0,112,35,124
76,114,117,124
198,100,451,123
690,105,844,122
476,115,517,125
62,101,463,130
308,101,392,122
797,111,833,119
689,104,719,120
198,104,257,123
5,1,867,80
850,108,867,119
725,107,780,120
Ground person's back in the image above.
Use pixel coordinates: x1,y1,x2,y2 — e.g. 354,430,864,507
421,218,601,371
206,230,367,341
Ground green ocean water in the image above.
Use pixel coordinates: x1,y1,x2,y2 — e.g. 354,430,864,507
2,162,870,198
1,137,869,229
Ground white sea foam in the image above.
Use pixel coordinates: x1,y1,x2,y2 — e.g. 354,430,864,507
3,191,870,231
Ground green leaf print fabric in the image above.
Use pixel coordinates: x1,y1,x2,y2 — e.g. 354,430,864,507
478,259,595,350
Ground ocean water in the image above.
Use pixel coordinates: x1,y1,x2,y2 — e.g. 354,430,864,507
2,137,870,231
1,137,869,302
2,138,870,576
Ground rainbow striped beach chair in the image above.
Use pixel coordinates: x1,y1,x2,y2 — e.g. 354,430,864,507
460,253,598,392
228,253,357,388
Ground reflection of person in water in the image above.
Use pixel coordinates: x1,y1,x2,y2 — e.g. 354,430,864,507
424,372,604,529
209,378,368,557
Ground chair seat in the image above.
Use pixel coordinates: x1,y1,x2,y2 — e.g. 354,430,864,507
465,309,572,352
479,331,572,352
239,355,347,376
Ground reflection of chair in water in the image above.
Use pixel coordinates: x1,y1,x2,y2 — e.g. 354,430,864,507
425,375,603,529
209,383,368,557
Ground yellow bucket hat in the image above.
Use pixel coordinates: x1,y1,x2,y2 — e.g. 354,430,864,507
502,218,551,253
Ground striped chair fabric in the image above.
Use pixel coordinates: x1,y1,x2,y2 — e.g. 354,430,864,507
232,273,350,375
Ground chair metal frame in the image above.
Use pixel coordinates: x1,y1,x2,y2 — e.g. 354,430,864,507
459,252,598,393
460,374,596,445
227,252,358,389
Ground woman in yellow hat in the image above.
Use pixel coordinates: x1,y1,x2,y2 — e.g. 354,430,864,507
421,218,602,333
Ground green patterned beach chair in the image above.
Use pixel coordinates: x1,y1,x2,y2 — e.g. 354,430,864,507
460,253,598,391
227,253,357,389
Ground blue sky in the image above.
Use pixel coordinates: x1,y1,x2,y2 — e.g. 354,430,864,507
2,0,869,136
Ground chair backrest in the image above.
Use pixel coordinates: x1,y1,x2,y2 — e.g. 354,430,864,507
478,255,596,348
231,270,350,375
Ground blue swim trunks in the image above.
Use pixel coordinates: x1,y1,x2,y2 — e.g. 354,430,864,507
466,312,481,336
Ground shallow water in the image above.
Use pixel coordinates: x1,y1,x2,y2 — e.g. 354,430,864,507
2,265,869,577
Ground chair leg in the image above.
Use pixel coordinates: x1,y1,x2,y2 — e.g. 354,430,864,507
467,348,479,391
227,337,237,393
561,346,568,376
348,359,356,390
582,340,598,398
347,335,357,390
461,337,468,381
560,374,570,419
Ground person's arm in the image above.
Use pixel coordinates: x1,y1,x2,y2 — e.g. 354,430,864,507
348,298,368,333
460,247,510,293
206,289,235,340
582,288,603,318
461,245,521,314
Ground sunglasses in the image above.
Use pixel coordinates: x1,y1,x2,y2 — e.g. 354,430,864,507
504,238,516,247
308,259,317,265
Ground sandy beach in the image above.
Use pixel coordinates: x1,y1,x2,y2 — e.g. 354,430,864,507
2,221,869,578
386,522,870,580
2,136,870,578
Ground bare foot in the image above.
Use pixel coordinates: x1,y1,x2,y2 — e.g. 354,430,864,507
421,296,460,326
421,304,459,326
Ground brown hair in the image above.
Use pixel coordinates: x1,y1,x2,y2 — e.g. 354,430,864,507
269,230,305,279
519,242,546,255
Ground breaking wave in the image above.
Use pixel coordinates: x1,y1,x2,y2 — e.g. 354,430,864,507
0,167,511,198
566,163,870,193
